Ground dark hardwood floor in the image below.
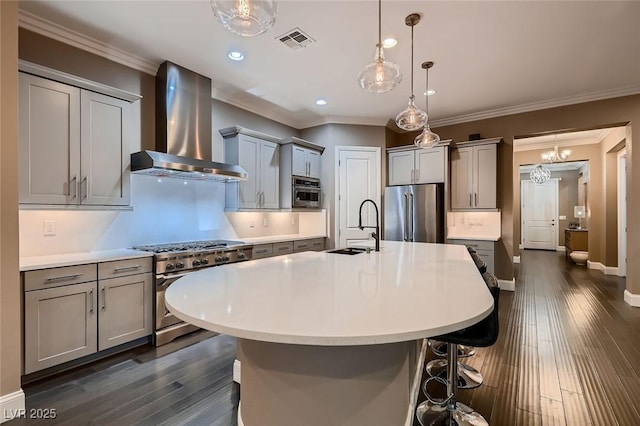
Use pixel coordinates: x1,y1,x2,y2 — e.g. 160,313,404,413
11,250,640,425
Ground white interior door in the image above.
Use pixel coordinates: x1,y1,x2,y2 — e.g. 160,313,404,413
618,150,627,276
336,147,380,248
522,179,558,250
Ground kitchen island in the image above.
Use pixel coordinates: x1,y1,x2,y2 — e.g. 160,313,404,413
166,241,493,426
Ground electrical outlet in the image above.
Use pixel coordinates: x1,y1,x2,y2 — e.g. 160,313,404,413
291,216,296,225
43,220,56,236
559,215,567,220
263,218,269,227
468,217,483,226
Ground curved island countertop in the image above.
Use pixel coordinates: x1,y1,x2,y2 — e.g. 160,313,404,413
165,241,494,426
165,240,494,346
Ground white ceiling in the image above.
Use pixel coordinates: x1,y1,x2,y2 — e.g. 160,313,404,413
18,1,640,130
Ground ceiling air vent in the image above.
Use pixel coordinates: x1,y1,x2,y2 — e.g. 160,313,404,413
276,27,316,50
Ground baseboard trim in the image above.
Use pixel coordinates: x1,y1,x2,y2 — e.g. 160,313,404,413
556,246,565,252
233,359,241,384
587,261,621,276
513,256,520,264
605,266,620,276
0,389,25,424
498,278,515,292
624,290,640,307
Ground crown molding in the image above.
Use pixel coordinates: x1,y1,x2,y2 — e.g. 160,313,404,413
513,137,602,152
430,85,640,128
18,10,158,75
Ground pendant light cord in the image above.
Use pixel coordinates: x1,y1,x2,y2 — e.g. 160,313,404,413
377,0,382,47
410,23,414,97
425,66,429,112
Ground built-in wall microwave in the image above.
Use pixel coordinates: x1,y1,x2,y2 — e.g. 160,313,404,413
292,177,321,208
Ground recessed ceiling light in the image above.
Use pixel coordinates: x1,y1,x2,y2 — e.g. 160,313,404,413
228,51,244,61
382,38,397,48
424,89,437,96
315,98,328,106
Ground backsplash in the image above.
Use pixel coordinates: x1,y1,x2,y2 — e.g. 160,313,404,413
225,210,327,239
19,174,238,256
446,211,502,239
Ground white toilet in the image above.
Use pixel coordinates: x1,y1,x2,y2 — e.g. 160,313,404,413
570,251,589,265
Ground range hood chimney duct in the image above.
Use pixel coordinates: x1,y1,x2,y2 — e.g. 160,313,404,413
131,61,247,181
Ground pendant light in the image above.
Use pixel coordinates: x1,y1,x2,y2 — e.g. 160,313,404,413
211,0,277,37
357,0,402,93
395,14,427,131
530,164,551,184
414,61,440,148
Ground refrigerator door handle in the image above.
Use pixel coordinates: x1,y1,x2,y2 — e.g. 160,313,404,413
403,193,409,241
409,193,414,242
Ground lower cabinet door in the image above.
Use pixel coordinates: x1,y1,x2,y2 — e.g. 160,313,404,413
98,273,153,350
24,282,98,374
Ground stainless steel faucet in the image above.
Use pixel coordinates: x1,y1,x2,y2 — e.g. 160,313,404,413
358,199,380,252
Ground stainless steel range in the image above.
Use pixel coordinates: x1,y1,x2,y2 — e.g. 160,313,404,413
133,239,253,346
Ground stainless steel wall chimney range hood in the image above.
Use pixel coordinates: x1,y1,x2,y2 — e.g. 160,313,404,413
131,61,248,181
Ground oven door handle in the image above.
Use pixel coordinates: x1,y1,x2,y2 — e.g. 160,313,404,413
156,272,192,289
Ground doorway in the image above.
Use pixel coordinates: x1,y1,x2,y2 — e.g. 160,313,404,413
335,146,381,248
521,178,558,250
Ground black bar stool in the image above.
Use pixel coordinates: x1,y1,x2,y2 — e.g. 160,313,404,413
417,272,500,426
426,246,487,380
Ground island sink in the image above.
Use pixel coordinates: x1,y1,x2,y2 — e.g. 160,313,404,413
326,247,367,255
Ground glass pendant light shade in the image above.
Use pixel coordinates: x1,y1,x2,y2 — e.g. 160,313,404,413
414,60,440,147
396,96,427,131
395,14,427,131
414,125,440,148
357,45,402,93
211,0,277,37
530,164,551,184
357,0,402,93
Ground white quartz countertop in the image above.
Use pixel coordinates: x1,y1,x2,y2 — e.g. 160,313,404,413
166,241,494,346
20,249,153,271
241,234,326,244
446,234,501,242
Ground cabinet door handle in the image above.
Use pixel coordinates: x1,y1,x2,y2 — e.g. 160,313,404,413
278,246,290,251
69,175,77,199
81,176,88,200
416,169,420,181
46,273,82,282
411,170,415,183
255,248,269,254
474,193,477,207
113,265,141,273
102,287,106,310
469,193,472,207
89,289,94,315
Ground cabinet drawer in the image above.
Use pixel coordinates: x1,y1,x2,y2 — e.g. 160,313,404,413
98,257,152,279
294,240,314,252
253,244,273,259
24,264,97,291
310,238,326,251
447,239,494,252
273,242,294,255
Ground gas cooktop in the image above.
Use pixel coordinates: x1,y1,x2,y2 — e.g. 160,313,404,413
133,239,248,254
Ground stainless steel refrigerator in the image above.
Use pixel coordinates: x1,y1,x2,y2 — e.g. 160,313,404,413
384,184,444,243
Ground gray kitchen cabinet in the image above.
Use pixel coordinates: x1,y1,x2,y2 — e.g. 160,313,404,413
450,138,500,210
222,127,280,210
388,146,447,186
272,241,294,256
98,273,153,350
294,238,326,252
252,243,274,259
447,238,496,274
24,281,97,374
23,256,152,374
19,72,132,206
290,144,321,179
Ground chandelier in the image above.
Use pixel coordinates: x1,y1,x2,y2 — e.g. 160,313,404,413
530,145,571,184
395,14,427,131
414,61,440,148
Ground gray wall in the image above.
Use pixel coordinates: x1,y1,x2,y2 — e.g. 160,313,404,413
300,124,386,249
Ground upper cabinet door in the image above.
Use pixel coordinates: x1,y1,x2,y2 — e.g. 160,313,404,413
292,145,307,176
388,151,415,186
415,147,445,184
237,135,260,209
260,140,280,209
80,90,131,206
473,144,497,209
19,73,81,204
450,147,473,209
307,149,321,179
